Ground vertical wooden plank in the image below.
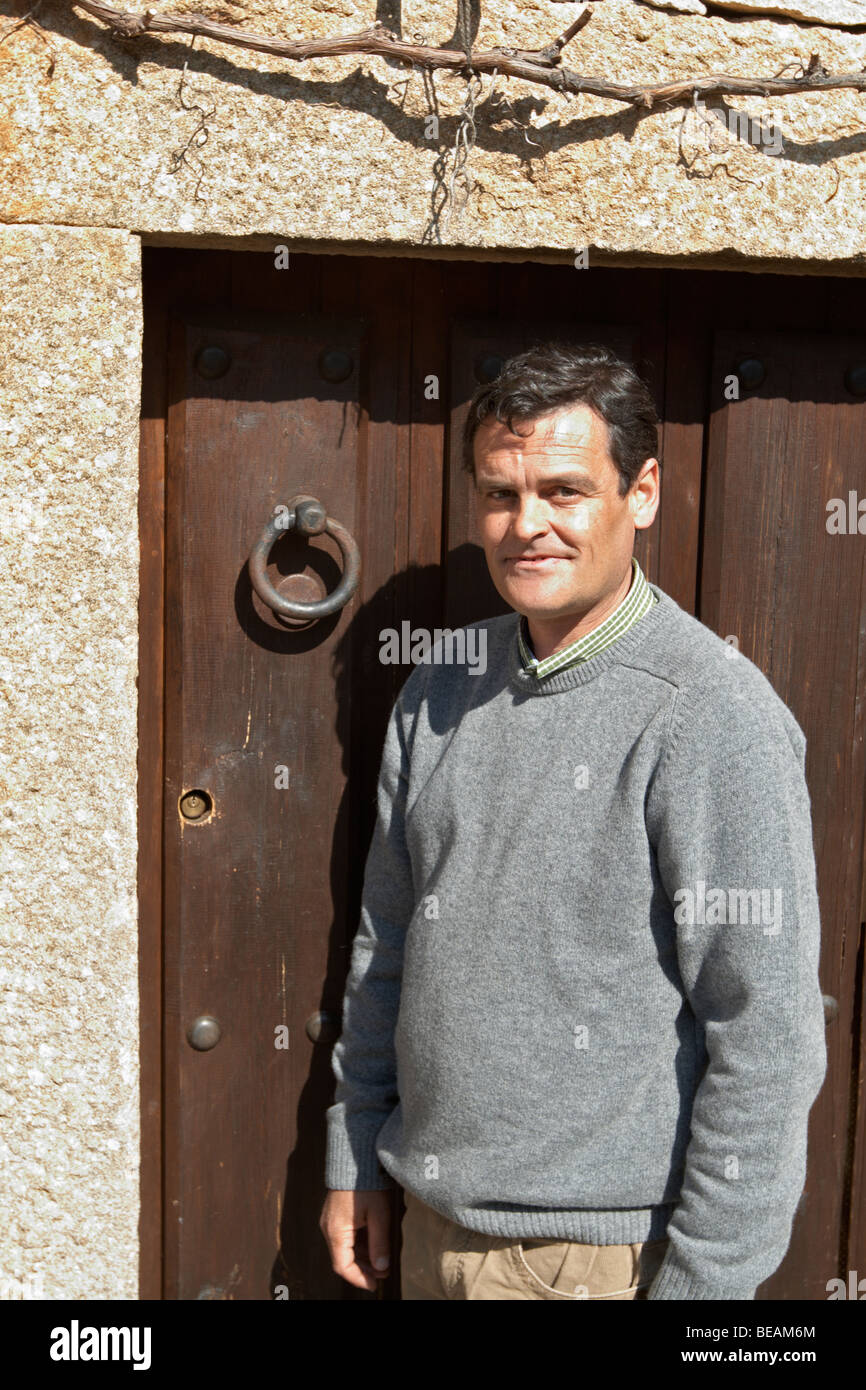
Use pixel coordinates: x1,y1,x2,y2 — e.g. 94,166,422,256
139,248,231,1300
335,256,409,701
439,260,499,627
833,317,866,1286
633,283,667,593
702,326,866,1298
319,253,406,1301
162,310,186,1303
163,305,368,1300
847,854,866,1285
658,270,709,613
137,252,168,1304
406,258,449,634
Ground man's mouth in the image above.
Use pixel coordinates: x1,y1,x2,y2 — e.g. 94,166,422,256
505,554,570,569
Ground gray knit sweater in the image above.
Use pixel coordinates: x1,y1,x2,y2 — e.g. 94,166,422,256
325,582,827,1300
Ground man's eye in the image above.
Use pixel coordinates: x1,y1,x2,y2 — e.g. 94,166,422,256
485,488,581,499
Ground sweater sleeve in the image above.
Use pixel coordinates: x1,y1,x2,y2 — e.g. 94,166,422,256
324,687,417,1190
644,683,827,1300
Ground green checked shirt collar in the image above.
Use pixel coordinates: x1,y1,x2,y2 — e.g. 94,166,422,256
517,555,658,679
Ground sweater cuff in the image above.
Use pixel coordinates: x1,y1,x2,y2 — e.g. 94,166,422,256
646,1251,758,1301
325,1121,395,1191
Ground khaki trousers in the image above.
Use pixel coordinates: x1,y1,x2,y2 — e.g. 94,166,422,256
399,1187,670,1300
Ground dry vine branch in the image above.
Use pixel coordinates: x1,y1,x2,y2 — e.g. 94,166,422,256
65,1,866,110
167,33,216,203
442,69,483,236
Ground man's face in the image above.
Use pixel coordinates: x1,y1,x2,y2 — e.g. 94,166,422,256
472,403,659,631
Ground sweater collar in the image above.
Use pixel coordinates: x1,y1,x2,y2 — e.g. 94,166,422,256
507,582,677,694
517,556,655,678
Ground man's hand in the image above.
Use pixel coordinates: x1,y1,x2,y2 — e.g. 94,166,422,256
319,1189,393,1291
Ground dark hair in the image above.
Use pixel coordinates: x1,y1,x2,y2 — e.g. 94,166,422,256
462,341,660,496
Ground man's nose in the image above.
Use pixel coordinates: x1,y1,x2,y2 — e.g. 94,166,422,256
511,495,549,534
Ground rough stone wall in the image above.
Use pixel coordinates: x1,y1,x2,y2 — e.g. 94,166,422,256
0,0,865,267
0,227,142,1300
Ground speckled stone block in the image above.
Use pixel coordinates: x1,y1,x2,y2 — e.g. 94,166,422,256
0,0,865,268
0,226,142,1300
708,0,866,25
642,0,866,19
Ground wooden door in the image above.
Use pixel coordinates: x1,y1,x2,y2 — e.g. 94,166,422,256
163,307,371,1301
139,251,866,1299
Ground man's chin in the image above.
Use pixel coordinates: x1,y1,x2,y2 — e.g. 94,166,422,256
501,592,582,620
489,568,586,615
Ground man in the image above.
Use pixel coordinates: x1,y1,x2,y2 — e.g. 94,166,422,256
319,341,827,1300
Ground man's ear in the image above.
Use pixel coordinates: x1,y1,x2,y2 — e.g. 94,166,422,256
629,459,660,529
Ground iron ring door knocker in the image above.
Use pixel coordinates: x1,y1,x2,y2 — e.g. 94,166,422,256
248,494,361,622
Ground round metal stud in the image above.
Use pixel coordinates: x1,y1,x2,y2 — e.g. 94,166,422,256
293,497,327,534
474,353,504,384
187,1015,221,1050
305,1010,341,1044
180,789,212,820
194,345,231,379
735,357,765,391
318,349,354,383
844,363,866,396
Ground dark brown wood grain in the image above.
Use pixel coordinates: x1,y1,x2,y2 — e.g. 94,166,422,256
139,248,233,1300
137,272,166,1304
702,325,866,1299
